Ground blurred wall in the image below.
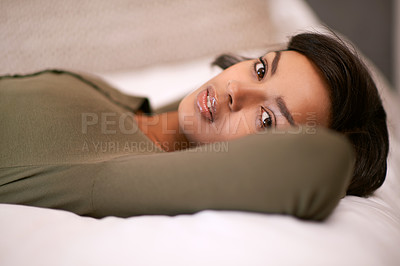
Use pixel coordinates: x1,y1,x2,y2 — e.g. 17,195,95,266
305,0,396,89
396,0,400,92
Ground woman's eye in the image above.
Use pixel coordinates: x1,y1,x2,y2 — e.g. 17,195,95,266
254,57,266,81
261,108,273,128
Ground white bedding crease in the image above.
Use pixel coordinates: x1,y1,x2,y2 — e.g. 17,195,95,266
1,0,400,265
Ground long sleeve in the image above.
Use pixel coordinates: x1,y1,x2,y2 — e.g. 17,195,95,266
88,128,353,220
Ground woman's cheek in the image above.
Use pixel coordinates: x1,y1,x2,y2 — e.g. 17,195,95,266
219,113,254,137
178,100,196,135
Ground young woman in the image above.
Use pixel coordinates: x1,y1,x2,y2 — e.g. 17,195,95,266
136,32,389,197
0,32,389,219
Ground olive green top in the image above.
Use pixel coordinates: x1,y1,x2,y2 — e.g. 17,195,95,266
0,70,354,220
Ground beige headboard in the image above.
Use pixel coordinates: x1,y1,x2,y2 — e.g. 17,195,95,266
1,0,278,74
1,0,324,75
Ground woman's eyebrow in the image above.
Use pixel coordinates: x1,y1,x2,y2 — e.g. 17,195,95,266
276,96,295,126
271,51,281,75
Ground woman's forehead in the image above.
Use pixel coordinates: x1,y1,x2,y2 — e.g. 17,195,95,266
268,50,331,126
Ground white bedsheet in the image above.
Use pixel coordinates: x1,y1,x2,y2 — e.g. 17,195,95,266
1,175,399,266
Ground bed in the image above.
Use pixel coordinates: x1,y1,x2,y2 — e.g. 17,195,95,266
1,0,400,265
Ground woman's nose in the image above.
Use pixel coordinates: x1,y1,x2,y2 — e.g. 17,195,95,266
227,80,265,111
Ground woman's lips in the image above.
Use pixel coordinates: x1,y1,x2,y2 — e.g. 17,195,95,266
197,86,217,122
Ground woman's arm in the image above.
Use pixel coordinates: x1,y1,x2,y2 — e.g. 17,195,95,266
89,127,353,220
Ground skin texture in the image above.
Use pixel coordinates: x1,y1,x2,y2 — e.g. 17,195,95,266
136,50,332,151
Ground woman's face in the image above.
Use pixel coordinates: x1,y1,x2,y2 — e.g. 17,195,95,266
178,50,331,144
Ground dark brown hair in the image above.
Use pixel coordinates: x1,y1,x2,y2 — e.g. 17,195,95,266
213,32,389,197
